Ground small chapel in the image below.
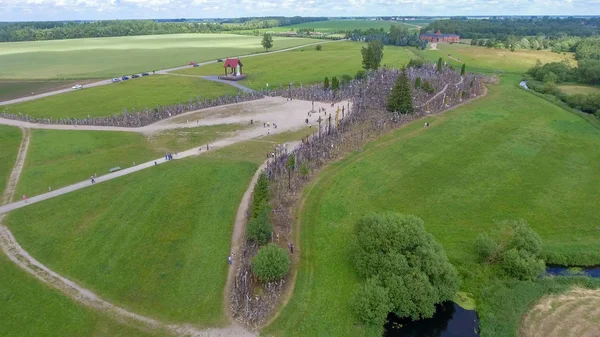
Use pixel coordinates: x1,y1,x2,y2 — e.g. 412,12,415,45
219,58,247,81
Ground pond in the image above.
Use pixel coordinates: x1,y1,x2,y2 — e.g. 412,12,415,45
383,302,479,337
546,265,600,278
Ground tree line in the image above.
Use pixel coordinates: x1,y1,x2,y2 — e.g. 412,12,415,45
346,24,427,49
0,17,327,42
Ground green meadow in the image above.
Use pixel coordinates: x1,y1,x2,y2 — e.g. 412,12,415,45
0,34,317,80
264,77,600,336
176,41,413,89
3,75,237,119
0,125,22,203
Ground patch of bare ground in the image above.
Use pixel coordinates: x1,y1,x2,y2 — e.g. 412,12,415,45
520,288,600,337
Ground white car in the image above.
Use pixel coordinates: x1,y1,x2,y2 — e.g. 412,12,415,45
112,78,121,83
71,84,83,90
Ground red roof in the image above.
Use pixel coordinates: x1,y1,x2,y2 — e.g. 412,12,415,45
224,58,242,68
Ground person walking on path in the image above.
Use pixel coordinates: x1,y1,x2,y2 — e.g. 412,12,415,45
228,255,232,265
22,194,27,203
90,176,96,184
289,242,294,254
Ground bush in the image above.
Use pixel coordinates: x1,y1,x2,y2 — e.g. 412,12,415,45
252,173,269,217
475,219,545,280
407,58,424,68
351,213,458,324
355,70,366,80
350,277,392,326
252,244,290,282
415,77,422,88
247,201,272,245
340,74,353,85
315,44,322,51
422,80,435,94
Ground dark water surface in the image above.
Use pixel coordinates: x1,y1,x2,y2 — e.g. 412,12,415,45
383,302,479,337
546,265,600,278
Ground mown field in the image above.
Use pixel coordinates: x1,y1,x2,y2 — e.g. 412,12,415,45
0,80,96,101
0,34,317,80
17,124,244,197
264,77,600,337
0,125,22,204
176,41,413,89
412,43,574,74
0,255,166,337
558,84,600,95
4,75,236,119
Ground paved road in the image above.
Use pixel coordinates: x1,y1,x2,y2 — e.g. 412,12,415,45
0,40,338,106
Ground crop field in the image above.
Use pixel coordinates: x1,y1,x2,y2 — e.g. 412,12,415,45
0,125,22,203
17,124,245,197
176,41,413,89
558,84,600,95
264,78,600,336
234,19,414,34
0,34,317,80
413,43,574,74
4,75,237,119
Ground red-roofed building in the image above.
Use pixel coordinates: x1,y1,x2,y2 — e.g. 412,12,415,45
419,30,460,43
223,58,243,75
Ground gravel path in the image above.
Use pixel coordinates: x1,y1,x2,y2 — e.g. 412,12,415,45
0,40,337,106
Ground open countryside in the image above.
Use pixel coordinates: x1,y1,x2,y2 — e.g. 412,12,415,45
1,11,600,337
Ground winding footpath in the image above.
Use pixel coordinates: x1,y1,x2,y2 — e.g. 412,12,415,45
0,40,338,106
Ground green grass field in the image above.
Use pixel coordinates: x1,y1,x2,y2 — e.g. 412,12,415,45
0,125,22,203
233,20,413,34
4,75,237,119
264,77,600,336
0,80,95,101
7,155,257,325
17,124,246,197
0,34,317,80
0,253,165,337
413,43,574,74
176,41,413,89
558,84,600,95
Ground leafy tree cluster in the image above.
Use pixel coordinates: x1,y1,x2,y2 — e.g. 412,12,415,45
350,213,458,326
575,38,600,61
361,40,385,71
406,58,424,69
248,173,272,245
421,80,435,94
386,69,414,114
476,220,545,280
424,17,600,40
261,33,274,51
252,244,290,282
346,24,427,49
0,16,328,42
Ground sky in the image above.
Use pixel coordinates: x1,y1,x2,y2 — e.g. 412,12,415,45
0,0,598,22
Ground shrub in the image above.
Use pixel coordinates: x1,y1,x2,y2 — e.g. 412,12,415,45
422,80,435,94
502,249,545,280
350,277,392,326
315,44,322,51
415,77,422,88
355,70,366,80
407,58,424,68
252,244,290,282
252,173,269,218
351,213,458,324
247,201,272,245
340,74,353,85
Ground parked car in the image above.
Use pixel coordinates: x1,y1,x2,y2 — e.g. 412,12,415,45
141,72,149,76
132,74,140,79
122,76,130,80
193,64,199,67
71,84,83,90
217,59,223,62
112,78,121,83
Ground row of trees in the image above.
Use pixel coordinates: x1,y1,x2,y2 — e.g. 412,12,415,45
0,17,327,42
248,173,290,283
347,25,427,49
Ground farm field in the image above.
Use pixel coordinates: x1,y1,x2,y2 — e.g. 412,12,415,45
413,43,574,74
0,125,22,204
234,19,412,34
17,124,244,197
558,84,600,95
0,255,166,337
3,75,237,119
0,34,317,80
176,41,413,89
264,77,600,336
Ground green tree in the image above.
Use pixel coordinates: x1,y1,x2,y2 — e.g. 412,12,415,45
460,63,466,75
415,77,422,88
355,70,366,80
475,219,545,280
247,201,272,245
407,58,424,68
361,40,384,71
331,76,339,91
315,44,322,51
324,76,330,90
387,69,414,114
252,173,269,217
437,57,443,72
351,213,458,324
350,277,392,326
261,33,273,51
422,80,435,94
287,154,295,190
252,244,290,282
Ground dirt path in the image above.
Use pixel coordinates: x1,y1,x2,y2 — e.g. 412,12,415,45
2,127,30,203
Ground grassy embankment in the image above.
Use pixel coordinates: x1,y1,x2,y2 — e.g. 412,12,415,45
0,125,22,204
0,34,317,80
264,77,600,337
3,75,237,119
5,126,313,329
175,41,413,90
16,124,246,197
